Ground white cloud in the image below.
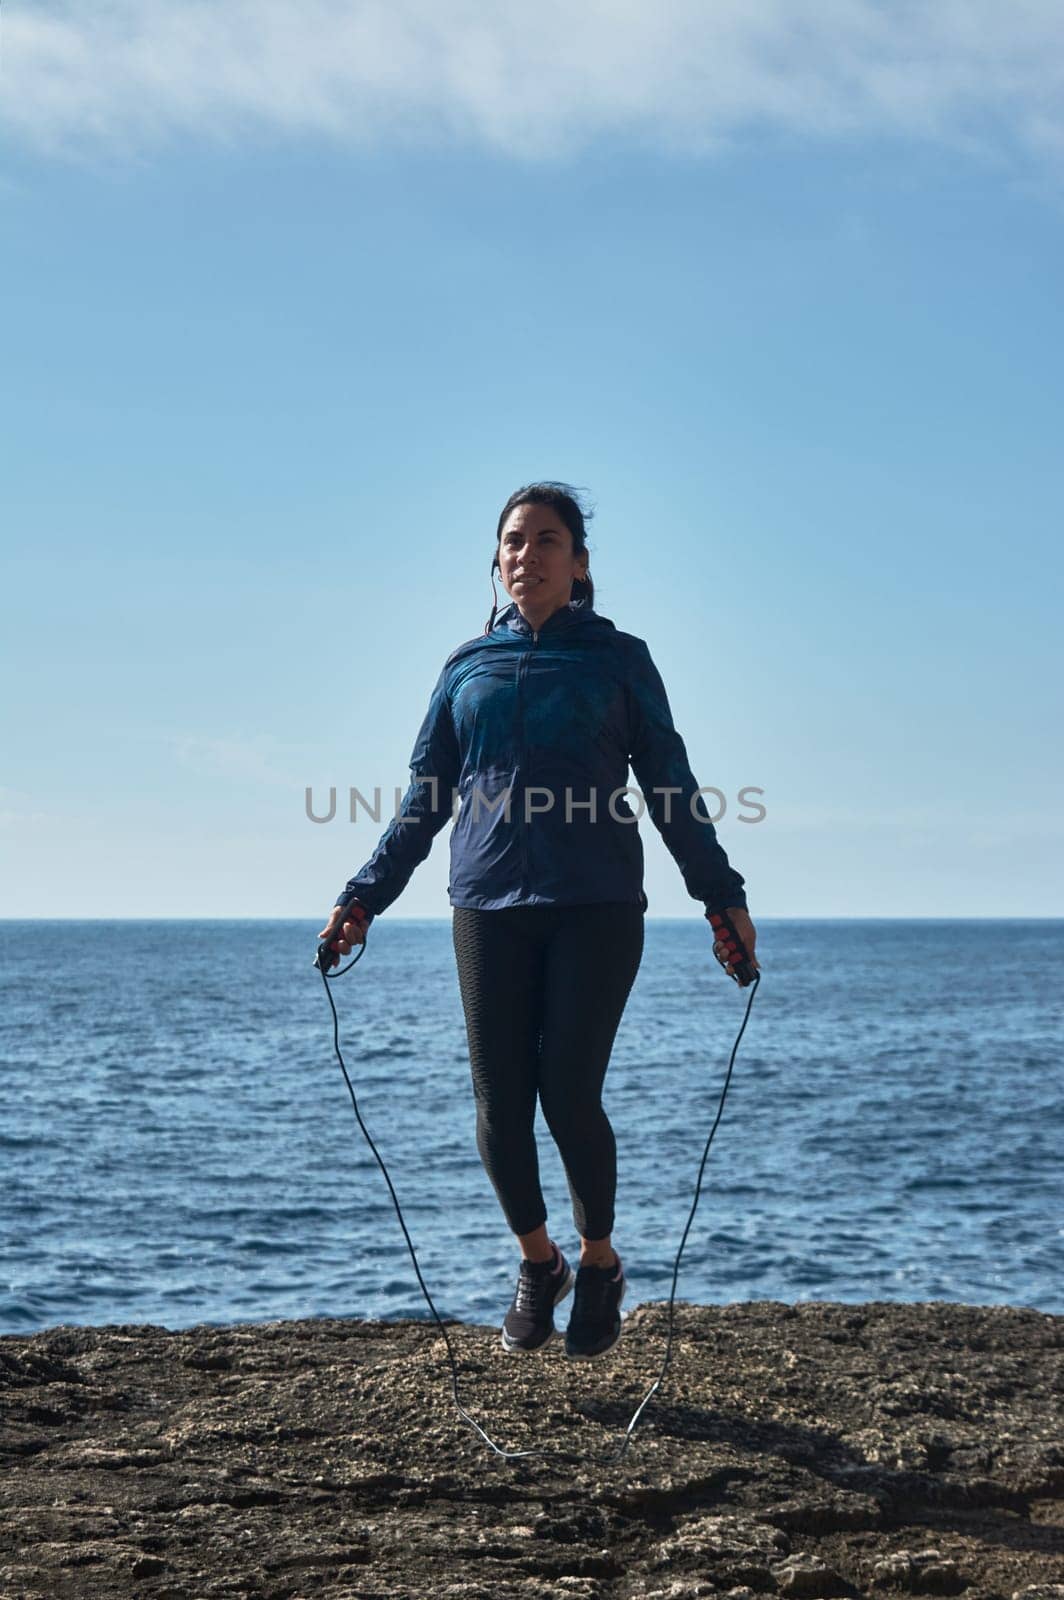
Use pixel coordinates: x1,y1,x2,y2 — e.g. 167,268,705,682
0,785,52,830
2,0,1063,165
167,732,298,789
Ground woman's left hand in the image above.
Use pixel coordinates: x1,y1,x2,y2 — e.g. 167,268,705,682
711,907,760,984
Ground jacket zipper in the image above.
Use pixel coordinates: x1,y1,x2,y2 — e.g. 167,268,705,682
516,628,539,897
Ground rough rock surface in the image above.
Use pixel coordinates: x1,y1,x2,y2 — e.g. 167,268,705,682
1,1300,1061,1599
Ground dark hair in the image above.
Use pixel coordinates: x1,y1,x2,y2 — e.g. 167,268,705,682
485,481,595,634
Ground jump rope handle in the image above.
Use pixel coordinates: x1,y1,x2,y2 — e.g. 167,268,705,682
705,908,758,987
314,897,372,972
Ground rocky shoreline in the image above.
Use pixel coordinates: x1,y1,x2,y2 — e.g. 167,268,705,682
2,1299,1061,1599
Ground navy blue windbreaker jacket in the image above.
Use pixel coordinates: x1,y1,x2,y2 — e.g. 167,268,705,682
335,600,747,918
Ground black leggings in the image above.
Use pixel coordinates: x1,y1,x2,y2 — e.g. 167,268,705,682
452,902,645,1242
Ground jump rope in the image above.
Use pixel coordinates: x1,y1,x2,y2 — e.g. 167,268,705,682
314,897,759,1467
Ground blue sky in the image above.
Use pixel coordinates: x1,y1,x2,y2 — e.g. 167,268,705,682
2,1,1062,918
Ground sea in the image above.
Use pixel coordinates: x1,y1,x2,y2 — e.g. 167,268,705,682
1,918,1061,1336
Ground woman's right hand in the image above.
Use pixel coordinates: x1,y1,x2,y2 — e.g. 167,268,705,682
317,901,372,968
708,906,759,985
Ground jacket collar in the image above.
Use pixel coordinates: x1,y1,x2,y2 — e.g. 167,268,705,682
501,599,593,637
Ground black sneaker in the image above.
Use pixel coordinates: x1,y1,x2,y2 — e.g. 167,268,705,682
564,1254,626,1360
500,1242,575,1354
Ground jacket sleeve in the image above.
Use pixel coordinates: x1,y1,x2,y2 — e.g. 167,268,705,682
333,661,461,916
624,638,748,915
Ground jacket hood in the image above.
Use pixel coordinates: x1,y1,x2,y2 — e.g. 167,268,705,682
443,597,617,670
495,599,615,637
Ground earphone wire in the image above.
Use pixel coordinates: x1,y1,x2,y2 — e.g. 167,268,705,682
317,927,758,1465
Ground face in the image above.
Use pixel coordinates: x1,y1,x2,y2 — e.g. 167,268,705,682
496,503,588,620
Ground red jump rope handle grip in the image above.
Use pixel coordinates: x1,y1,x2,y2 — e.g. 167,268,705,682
705,909,758,987
315,898,371,972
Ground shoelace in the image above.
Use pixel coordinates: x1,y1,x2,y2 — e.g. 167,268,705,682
515,1259,559,1312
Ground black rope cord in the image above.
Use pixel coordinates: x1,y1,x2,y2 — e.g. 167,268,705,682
316,926,759,1466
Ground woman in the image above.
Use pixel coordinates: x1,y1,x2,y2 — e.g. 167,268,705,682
319,482,758,1361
